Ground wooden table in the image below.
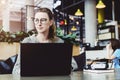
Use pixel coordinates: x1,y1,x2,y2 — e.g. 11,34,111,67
0,69,120,80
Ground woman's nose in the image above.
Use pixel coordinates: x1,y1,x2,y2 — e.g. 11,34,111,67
37,21,42,25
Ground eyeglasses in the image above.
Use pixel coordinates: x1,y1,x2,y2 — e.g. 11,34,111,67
34,18,47,24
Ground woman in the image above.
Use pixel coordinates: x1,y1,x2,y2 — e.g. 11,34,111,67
23,8,63,43
106,39,120,68
12,7,78,74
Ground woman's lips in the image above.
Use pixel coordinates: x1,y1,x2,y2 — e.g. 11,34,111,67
37,26,43,29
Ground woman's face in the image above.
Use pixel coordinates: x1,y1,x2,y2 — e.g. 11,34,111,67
34,12,53,33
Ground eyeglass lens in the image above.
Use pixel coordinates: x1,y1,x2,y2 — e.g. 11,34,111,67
34,18,47,24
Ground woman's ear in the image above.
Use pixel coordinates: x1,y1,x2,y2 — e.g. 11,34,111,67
49,20,53,26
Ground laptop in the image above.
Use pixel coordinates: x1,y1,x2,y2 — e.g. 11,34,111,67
20,43,73,76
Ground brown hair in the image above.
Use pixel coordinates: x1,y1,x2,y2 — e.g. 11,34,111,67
35,7,56,40
110,39,120,51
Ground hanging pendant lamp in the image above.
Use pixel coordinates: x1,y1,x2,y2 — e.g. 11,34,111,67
96,0,106,9
75,9,83,16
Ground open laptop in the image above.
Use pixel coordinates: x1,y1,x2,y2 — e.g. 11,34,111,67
20,43,73,76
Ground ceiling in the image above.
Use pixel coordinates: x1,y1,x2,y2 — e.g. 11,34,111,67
0,0,53,21
55,0,120,23
0,0,53,12
0,0,119,23
9,0,26,12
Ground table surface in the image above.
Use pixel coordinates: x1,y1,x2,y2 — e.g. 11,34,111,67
0,70,120,80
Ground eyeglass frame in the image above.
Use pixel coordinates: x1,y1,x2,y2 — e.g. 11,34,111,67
33,18,48,24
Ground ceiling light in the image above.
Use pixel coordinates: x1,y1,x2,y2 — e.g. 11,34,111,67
96,0,106,9
71,26,77,31
75,9,83,16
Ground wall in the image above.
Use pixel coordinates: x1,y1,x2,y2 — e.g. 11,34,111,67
0,20,22,32
0,42,20,60
10,21,22,32
0,20,2,29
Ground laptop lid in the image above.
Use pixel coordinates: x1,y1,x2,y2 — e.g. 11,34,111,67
20,43,73,76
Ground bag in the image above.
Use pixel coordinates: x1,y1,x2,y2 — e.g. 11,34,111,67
85,59,109,70
0,55,17,74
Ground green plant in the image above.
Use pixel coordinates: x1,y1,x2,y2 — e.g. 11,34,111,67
0,29,36,43
56,27,80,46
0,27,79,45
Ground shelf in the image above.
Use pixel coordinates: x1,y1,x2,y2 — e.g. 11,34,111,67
98,29,115,34
98,32,115,40
98,26,115,30
97,21,119,47
97,21,119,38
85,46,104,50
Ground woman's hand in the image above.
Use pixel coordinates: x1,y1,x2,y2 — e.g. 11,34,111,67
106,43,113,59
106,43,112,50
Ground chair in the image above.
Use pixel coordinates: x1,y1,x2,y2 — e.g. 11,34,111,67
73,52,86,71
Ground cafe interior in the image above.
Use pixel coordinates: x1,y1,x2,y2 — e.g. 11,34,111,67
0,0,120,80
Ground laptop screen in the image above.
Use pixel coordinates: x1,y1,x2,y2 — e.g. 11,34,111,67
20,43,73,76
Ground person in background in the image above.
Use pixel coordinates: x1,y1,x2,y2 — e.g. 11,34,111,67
12,7,78,74
106,39,120,68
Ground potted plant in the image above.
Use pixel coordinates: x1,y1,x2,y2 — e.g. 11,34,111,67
56,27,80,46
0,29,36,43
56,27,80,56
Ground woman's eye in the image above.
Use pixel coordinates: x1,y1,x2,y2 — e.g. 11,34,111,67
41,18,47,21
35,19,39,22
